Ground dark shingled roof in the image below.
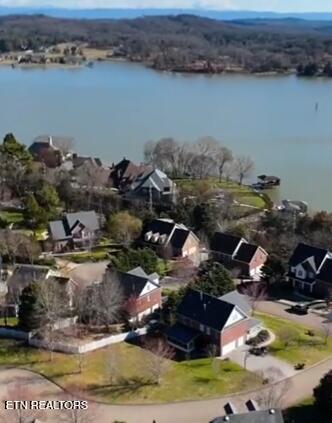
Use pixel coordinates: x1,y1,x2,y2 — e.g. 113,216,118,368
234,243,259,264
171,228,190,249
210,232,243,255
106,267,159,298
167,323,200,344
177,289,237,332
144,219,175,237
289,243,328,269
317,258,332,284
211,409,284,423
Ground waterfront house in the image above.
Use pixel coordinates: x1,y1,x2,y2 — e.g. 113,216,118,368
167,288,253,356
109,158,150,190
288,242,332,297
29,135,73,168
126,168,177,205
49,211,100,252
140,218,200,261
210,232,268,278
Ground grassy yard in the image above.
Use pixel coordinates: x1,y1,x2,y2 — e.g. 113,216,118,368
0,317,18,327
284,397,330,423
0,211,24,225
176,178,268,209
0,339,260,404
256,312,332,366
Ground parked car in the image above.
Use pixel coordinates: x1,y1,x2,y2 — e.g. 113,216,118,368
290,303,308,315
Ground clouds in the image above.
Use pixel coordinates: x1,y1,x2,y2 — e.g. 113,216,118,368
0,0,331,12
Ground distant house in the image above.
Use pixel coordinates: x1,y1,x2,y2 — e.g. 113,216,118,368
167,288,257,356
211,408,284,423
6,264,75,309
49,211,100,252
140,218,200,261
29,135,73,168
127,168,177,205
71,154,111,188
103,266,161,322
288,242,332,297
109,158,150,190
210,232,268,278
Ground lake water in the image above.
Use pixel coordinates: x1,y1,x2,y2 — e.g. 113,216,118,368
1,62,332,210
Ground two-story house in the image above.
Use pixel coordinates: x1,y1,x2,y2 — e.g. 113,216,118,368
167,289,252,356
127,168,177,205
288,242,332,296
210,232,268,278
140,218,200,261
104,266,161,322
49,211,100,252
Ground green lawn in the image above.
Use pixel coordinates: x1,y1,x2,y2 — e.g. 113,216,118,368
256,312,332,366
284,397,330,423
0,339,260,404
0,317,18,327
176,178,268,209
0,211,24,225
65,250,110,263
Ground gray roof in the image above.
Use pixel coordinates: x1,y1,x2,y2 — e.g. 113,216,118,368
219,290,251,316
50,211,99,241
212,409,284,423
106,267,159,298
131,168,173,193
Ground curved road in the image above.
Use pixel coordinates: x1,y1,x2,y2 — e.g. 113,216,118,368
0,358,331,423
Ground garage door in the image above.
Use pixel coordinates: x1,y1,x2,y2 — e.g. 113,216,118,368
222,340,236,356
236,336,244,347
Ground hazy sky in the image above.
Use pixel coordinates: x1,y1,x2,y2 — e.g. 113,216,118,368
1,0,332,13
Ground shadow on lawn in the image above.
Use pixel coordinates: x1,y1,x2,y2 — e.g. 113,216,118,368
87,376,155,398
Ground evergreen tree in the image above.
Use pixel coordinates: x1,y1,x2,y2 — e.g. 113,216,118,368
18,283,43,331
0,133,32,165
110,248,161,275
191,261,234,297
314,370,332,418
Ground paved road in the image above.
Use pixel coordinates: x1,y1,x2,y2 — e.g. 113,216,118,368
257,301,326,330
0,357,331,423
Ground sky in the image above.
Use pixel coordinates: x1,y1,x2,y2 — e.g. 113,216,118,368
0,0,332,13
0,0,332,12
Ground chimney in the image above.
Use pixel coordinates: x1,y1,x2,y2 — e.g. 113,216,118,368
48,135,53,146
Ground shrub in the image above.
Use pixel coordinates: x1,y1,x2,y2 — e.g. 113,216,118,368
246,329,270,346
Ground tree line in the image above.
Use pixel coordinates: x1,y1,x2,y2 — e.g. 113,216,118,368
0,15,332,75
144,137,254,184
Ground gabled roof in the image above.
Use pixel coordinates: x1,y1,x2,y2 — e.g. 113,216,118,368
131,168,173,193
317,258,332,284
167,323,200,344
107,267,160,298
50,211,99,241
212,409,284,423
219,290,251,316
178,289,241,332
210,232,245,256
142,219,197,251
289,243,329,270
234,243,262,264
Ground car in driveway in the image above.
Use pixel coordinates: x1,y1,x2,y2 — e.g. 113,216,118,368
290,303,308,315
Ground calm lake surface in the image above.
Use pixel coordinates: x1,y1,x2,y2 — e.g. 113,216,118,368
1,62,332,210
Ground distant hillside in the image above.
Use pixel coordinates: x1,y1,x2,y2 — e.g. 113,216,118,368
0,14,332,75
1,7,332,21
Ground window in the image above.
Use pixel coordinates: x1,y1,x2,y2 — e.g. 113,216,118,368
206,327,211,335
200,324,204,332
298,270,303,277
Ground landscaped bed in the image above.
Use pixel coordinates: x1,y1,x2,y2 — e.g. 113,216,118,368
256,312,332,366
0,339,260,404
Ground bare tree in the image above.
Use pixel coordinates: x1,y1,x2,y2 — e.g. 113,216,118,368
5,382,40,423
61,384,100,423
241,282,267,314
85,273,124,332
36,280,66,361
234,155,255,185
322,316,332,345
215,146,233,181
142,338,174,385
255,367,293,409
107,344,121,385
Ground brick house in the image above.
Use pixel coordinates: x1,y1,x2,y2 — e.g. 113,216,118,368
49,211,100,252
140,218,200,261
288,242,332,297
104,266,161,322
210,232,268,278
167,289,259,356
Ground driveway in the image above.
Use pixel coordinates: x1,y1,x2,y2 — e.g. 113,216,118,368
228,346,296,380
257,300,326,330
